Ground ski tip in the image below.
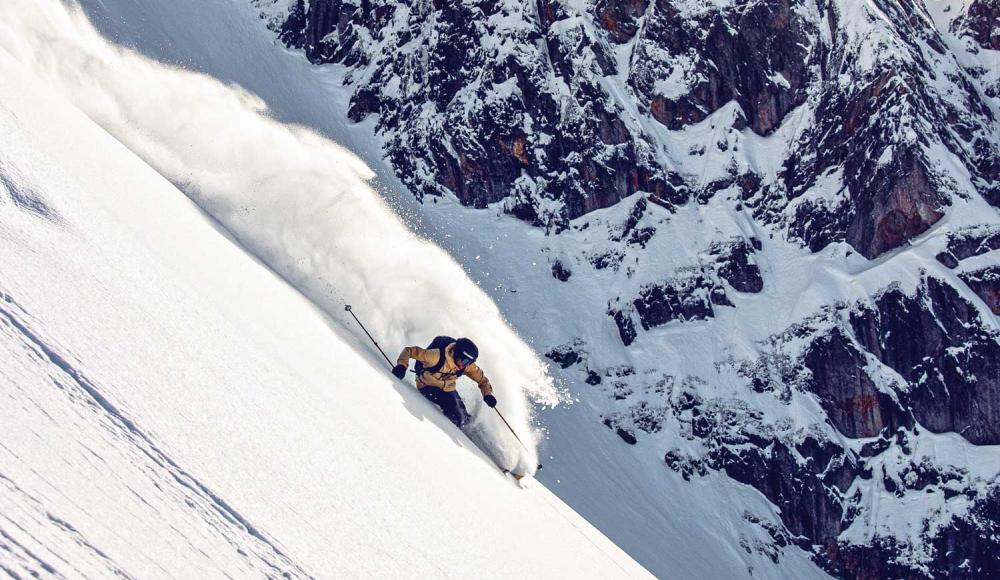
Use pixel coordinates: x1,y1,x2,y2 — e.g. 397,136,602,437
502,464,541,482
502,469,528,482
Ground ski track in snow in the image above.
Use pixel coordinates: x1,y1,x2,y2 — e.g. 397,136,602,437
0,292,313,579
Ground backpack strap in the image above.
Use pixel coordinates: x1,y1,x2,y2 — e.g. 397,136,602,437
425,341,454,375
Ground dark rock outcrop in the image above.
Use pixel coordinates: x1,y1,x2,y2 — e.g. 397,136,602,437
960,266,1000,314
802,328,909,439
628,0,816,136
632,274,720,330
751,0,997,258
603,416,638,445
711,238,764,293
925,488,1000,577
608,302,637,346
947,225,1000,261
551,260,572,281
545,341,584,368
612,198,656,248
826,488,1000,579
850,277,1000,445
593,0,649,44
707,437,856,548
936,251,960,268
778,84,950,259
958,0,1000,51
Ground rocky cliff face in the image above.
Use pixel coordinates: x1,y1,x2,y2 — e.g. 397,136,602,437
268,0,997,255
254,0,999,577
273,0,676,229
958,0,1000,51
653,276,1000,577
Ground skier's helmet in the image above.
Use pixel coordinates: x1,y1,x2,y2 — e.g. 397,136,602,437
454,337,479,366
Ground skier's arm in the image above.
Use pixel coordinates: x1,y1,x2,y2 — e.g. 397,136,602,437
464,363,494,397
396,346,439,369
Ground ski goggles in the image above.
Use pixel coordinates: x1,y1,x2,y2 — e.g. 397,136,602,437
456,353,476,366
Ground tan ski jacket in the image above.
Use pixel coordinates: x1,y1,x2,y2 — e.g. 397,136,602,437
396,342,494,397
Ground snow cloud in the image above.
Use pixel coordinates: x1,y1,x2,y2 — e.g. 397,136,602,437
0,0,559,471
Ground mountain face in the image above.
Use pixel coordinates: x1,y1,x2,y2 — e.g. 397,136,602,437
256,0,999,577
268,0,997,250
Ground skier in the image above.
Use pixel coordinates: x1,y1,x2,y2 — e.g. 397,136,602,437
393,337,496,428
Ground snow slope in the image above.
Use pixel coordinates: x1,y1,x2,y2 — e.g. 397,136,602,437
0,22,650,580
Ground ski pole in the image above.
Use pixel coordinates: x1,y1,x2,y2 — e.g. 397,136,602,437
494,407,543,472
344,305,394,368
494,408,529,453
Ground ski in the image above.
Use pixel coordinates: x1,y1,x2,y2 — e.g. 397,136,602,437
502,463,542,482
502,469,526,481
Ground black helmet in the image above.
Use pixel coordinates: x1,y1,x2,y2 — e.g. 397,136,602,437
454,337,479,365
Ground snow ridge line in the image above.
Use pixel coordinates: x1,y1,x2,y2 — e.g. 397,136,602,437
0,290,316,579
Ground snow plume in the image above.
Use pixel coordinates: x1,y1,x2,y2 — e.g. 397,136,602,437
0,0,557,471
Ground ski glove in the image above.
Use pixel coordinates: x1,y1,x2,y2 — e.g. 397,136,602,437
483,394,497,408
392,364,407,380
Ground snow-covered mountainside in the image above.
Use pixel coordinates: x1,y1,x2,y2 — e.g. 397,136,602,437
253,0,1000,578
3,0,998,578
0,3,651,578
268,0,998,251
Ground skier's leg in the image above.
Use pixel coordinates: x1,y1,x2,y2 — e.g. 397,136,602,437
419,387,467,428
445,391,471,428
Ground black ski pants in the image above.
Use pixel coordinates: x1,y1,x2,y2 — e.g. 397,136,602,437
419,386,470,428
